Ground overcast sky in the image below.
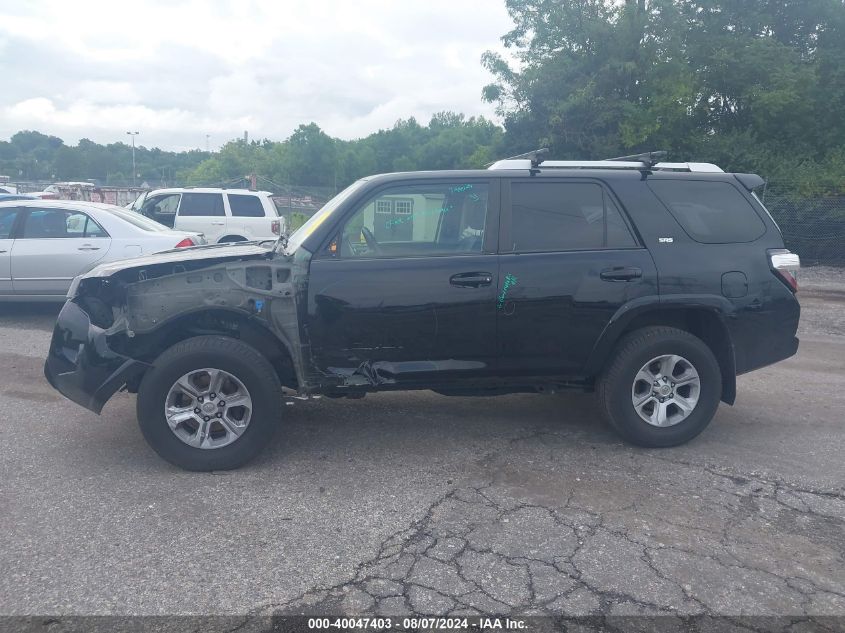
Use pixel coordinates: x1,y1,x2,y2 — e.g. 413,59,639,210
0,1,514,151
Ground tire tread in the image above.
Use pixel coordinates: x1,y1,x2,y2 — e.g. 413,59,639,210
597,326,721,446
137,335,282,470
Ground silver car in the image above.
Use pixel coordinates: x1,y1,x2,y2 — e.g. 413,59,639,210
0,200,205,301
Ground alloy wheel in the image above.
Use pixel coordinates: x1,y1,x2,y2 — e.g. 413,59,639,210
164,368,253,449
631,354,701,427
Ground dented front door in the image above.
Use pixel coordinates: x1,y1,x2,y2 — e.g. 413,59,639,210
306,255,499,386
304,178,500,387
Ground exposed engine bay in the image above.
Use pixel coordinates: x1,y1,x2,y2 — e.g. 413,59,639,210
49,243,316,410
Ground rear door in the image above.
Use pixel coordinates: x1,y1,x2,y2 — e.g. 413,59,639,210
0,207,19,295
306,178,499,386
227,193,271,240
11,208,111,296
497,178,658,376
175,193,228,242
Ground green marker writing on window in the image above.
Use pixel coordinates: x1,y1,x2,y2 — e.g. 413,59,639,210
385,203,452,229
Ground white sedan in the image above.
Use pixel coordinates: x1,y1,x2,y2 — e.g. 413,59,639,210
0,199,205,301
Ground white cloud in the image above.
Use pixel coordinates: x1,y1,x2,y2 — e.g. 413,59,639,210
0,0,514,150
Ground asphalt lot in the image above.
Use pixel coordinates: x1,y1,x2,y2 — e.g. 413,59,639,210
0,286,843,623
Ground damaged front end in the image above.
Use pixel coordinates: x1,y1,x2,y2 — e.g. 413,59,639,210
44,243,313,414
45,300,151,413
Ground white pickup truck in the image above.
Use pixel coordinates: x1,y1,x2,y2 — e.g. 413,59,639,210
130,188,286,244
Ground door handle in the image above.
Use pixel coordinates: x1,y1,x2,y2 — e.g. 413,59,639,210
210,222,226,226
450,272,494,288
77,245,101,251
600,266,642,281
0,250,6,254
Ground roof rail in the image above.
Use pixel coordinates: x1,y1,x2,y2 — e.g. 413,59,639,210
488,149,723,173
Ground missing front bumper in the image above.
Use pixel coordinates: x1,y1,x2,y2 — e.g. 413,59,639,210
44,300,150,414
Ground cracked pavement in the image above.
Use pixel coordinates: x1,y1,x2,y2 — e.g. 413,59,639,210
0,296,842,623
271,449,845,621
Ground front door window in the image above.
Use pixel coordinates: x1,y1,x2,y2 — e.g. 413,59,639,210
140,194,180,227
340,182,488,258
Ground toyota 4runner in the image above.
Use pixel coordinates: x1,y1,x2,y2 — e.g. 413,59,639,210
45,151,801,470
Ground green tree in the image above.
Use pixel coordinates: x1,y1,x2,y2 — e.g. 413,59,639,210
284,123,338,187
183,115,503,191
482,0,845,190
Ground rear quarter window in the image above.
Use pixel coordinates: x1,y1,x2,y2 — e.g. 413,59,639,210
648,180,766,243
228,194,265,217
178,193,225,217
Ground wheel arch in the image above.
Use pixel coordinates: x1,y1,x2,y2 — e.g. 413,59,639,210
585,298,737,405
123,307,298,392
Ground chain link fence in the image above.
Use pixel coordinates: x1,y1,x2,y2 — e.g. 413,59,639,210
269,184,338,232
761,183,845,268
206,176,338,232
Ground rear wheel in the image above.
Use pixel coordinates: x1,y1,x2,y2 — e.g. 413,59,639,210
137,335,282,470
597,326,721,447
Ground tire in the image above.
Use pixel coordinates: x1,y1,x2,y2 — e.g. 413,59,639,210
218,235,247,243
137,335,282,470
597,326,722,447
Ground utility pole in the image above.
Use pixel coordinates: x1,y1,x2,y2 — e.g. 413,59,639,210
206,134,210,152
126,131,139,187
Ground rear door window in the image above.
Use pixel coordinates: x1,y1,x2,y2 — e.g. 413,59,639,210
107,207,170,232
228,194,265,217
508,181,637,252
648,180,766,243
178,193,225,217
0,209,18,239
22,209,109,238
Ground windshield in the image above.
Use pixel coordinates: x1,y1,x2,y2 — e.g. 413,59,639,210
106,206,171,232
282,179,368,254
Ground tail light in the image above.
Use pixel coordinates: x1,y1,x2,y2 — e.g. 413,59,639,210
768,249,800,293
174,237,195,248
271,220,280,235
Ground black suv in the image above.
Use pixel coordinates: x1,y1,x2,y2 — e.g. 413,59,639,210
44,151,801,470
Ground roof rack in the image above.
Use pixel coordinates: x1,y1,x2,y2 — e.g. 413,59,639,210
489,148,550,168
487,148,723,173
605,151,667,168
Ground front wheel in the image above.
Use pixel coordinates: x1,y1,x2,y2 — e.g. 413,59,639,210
137,336,282,470
597,326,722,447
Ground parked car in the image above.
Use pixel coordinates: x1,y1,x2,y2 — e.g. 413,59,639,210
44,152,800,470
129,188,285,245
0,192,59,201
0,199,206,301
26,191,62,200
